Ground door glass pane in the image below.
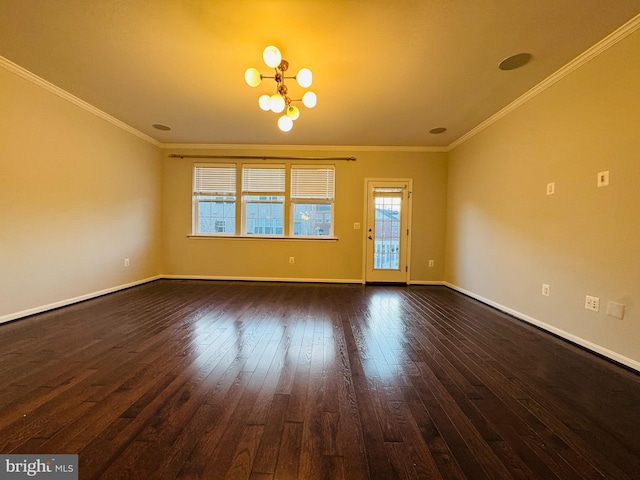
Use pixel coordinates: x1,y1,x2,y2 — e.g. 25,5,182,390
373,195,401,270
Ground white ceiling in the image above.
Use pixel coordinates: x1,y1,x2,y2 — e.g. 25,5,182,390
1,1,639,147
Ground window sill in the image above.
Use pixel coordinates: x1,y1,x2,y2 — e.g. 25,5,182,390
188,234,339,242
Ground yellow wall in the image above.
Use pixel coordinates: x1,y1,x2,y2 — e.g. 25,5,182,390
445,27,640,367
161,148,448,283
0,65,162,320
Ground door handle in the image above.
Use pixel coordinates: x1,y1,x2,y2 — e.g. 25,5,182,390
368,235,372,240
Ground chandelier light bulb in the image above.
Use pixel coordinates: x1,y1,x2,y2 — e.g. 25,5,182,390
278,115,293,132
302,91,317,108
263,46,282,68
269,94,286,113
296,68,312,88
258,94,271,111
286,105,300,120
244,68,262,87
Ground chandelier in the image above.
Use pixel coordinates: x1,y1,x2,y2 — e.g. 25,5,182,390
244,46,316,132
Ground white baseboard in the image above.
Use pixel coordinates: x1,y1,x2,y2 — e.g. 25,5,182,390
0,274,410,324
162,274,364,284
444,282,640,373
0,276,162,325
165,275,446,286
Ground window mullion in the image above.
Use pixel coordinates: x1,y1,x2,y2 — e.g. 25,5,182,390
235,164,242,236
284,164,290,236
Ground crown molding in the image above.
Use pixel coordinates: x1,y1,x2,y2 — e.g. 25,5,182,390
5,11,639,155
0,56,160,147
449,13,640,151
160,143,448,153
2,55,443,153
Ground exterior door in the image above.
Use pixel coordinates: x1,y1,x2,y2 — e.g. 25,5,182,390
365,180,411,283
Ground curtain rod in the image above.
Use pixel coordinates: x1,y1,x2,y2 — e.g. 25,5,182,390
168,154,356,161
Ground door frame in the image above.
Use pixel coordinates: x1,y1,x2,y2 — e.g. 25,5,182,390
362,178,413,284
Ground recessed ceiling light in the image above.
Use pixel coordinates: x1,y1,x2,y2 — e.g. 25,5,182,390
498,53,532,71
429,127,447,134
152,124,171,131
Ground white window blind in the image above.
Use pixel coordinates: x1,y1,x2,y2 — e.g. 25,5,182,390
242,165,286,193
193,164,237,195
291,165,335,200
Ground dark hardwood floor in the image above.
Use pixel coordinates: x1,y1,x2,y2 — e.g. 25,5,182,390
1,280,639,479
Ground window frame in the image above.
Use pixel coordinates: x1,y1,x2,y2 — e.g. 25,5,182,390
192,163,237,236
290,165,336,238
241,164,286,237
191,162,337,240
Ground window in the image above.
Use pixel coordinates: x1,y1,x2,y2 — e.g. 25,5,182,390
192,162,336,238
242,165,285,236
193,164,236,234
291,165,335,237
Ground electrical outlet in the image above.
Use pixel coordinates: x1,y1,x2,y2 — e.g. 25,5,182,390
289,257,295,264
124,258,130,267
585,295,600,312
354,222,361,230
546,182,555,195
542,284,550,296
428,260,434,267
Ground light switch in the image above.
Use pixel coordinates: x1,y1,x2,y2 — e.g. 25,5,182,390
597,171,609,187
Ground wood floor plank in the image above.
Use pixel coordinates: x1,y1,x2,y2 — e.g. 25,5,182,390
401,385,466,479
177,370,253,479
273,421,303,479
250,393,290,475
1,280,639,479
342,319,396,479
225,424,264,480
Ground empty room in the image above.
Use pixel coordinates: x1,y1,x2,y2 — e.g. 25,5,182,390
1,1,639,479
